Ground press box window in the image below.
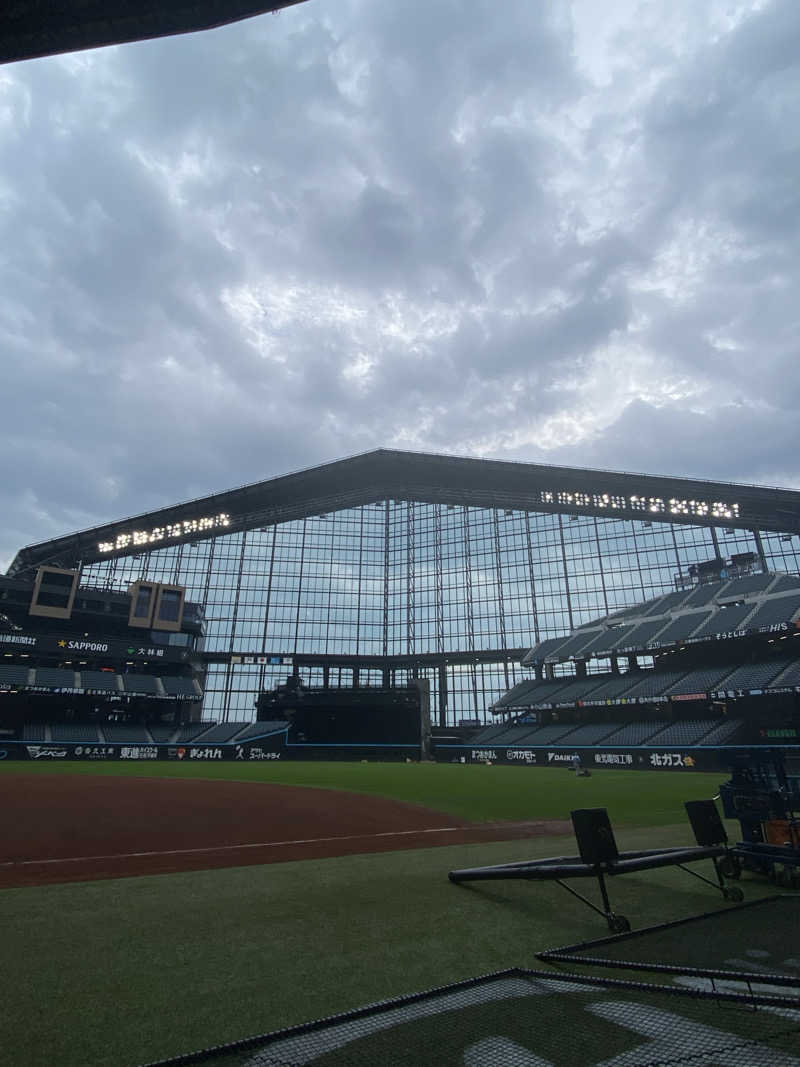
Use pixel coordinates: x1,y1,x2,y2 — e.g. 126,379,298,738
153,585,185,632
128,581,157,628
29,567,79,619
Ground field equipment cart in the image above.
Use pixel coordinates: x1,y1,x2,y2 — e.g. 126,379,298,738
720,748,800,888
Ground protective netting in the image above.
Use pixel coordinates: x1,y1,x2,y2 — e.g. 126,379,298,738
539,895,800,990
141,969,800,1067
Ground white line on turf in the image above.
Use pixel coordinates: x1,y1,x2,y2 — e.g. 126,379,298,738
0,825,486,867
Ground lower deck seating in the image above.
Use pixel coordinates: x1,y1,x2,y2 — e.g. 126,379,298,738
477,725,544,746
0,664,32,686
233,721,289,741
697,718,744,745
173,723,217,742
646,719,718,746
21,723,49,741
50,723,101,742
149,725,177,743
102,725,152,743
557,722,621,746
190,722,250,744
601,721,667,746
161,676,202,698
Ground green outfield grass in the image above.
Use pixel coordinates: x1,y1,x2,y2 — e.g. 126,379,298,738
0,761,759,1067
0,758,731,825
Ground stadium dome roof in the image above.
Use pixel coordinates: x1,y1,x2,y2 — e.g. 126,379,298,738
0,1,308,66
7,449,800,577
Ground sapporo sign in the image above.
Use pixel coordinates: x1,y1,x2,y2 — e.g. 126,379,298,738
0,630,188,662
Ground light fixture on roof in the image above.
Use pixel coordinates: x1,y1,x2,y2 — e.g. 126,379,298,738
781,535,793,543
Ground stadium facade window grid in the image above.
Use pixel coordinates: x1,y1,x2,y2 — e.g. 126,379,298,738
82,503,799,724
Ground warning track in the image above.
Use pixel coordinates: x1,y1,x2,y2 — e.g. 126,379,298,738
0,773,569,887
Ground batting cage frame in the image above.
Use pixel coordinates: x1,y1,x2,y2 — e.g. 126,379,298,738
137,966,800,1067
537,893,800,991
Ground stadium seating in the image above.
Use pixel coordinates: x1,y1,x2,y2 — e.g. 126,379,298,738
149,725,177,743
512,723,577,744
766,574,800,594
102,725,152,743
619,669,689,700
120,674,163,695
719,573,776,597
646,611,712,645
173,723,217,742
189,722,250,744
640,589,693,616
601,721,667,745
612,617,672,651
232,721,289,741
557,722,621,745
476,725,543,746
50,723,101,742
574,624,639,659
0,663,32,687
160,676,203,698
715,660,791,691
646,719,718,746
770,659,800,686
688,603,756,639
697,718,744,745
577,672,642,703
79,670,122,692
742,594,800,630
547,676,611,706
522,635,571,665
471,724,517,744
21,722,49,740
507,679,578,708
32,667,78,688
541,629,601,660
492,679,539,708
664,665,736,696
680,582,726,608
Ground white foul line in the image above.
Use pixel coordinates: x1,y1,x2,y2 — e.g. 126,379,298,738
0,825,479,868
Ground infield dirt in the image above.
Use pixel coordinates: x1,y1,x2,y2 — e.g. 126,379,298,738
0,772,570,887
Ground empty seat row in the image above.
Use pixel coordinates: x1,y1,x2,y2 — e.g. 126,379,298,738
646,719,717,746
191,722,251,744
601,721,667,745
233,720,289,741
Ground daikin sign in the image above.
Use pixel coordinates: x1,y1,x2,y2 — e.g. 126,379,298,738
98,513,231,554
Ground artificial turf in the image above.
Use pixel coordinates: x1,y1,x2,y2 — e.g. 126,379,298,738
0,761,759,1066
1,826,765,1067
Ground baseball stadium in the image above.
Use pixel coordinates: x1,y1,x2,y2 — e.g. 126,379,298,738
3,446,800,1066
3,4,800,1066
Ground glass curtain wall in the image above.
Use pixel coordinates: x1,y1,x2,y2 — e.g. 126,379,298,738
82,503,800,723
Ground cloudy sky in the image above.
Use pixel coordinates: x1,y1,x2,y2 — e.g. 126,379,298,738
1,0,799,569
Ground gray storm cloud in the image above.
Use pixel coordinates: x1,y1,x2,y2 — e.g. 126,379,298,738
1,0,799,567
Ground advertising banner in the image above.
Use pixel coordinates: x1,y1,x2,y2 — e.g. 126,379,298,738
441,745,728,771
0,630,189,662
3,739,283,761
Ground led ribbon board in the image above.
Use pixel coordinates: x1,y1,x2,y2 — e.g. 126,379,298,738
98,513,231,554
538,489,740,520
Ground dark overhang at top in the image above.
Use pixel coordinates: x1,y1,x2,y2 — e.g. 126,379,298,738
8,449,800,577
0,1,309,66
